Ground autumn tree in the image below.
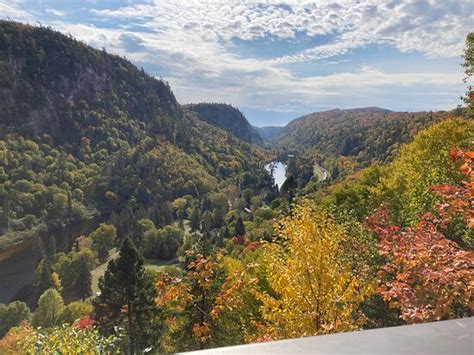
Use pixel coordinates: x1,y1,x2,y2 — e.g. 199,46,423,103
368,208,473,323
0,301,31,338
368,147,474,323
255,203,374,340
93,237,159,353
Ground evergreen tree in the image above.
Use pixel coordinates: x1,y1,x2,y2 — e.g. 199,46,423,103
93,237,160,353
235,217,245,236
74,256,92,300
201,211,213,233
36,259,53,299
190,205,201,232
32,234,46,265
280,175,297,204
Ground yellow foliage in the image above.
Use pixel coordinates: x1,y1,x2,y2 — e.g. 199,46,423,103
256,202,374,340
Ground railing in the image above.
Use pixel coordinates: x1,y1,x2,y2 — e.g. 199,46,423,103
182,317,473,354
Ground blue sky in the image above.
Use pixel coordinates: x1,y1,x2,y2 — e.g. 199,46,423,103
1,0,472,126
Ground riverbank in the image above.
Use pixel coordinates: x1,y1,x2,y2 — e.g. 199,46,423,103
0,214,108,304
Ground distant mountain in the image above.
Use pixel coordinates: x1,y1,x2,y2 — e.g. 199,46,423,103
184,103,264,145
254,126,284,142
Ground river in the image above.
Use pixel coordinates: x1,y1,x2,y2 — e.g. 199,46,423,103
265,161,287,189
0,216,107,304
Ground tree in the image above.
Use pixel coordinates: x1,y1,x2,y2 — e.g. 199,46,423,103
0,301,31,338
60,301,93,324
32,288,64,328
90,223,116,262
74,256,92,300
36,258,53,299
280,175,297,203
462,32,473,117
368,208,473,323
93,237,159,353
234,217,245,236
141,225,183,260
190,205,201,232
367,148,474,323
255,203,373,340
201,211,213,233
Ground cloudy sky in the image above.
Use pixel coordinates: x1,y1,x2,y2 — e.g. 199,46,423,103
1,1,472,126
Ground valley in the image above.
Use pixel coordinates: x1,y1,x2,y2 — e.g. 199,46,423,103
0,19,472,354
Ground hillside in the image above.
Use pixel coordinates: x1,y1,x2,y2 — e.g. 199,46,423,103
184,103,264,145
267,107,455,183
0,21,268,250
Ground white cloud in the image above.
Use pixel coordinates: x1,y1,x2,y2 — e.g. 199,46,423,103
45,9,65,17
0,0,470,119
0,0,32,21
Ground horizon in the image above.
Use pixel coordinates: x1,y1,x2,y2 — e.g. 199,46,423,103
1,1,471,126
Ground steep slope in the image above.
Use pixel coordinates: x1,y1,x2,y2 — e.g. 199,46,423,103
184,103,264,145
0,21,267,249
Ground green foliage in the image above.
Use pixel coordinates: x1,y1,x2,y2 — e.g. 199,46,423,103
271,108,455,183
90,224,116,262
141,225,184,260
462,32,474,117
0,20,267,252
93,237,160,353
74,256,93,300
60,301,93,324
375,118,472,225
235,217,245,236
0,301,31,338
32,288,64,328
44,248,98,301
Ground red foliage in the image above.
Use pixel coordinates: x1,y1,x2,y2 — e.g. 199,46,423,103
75,316,96,329
367,148,474,323
367,209,473,323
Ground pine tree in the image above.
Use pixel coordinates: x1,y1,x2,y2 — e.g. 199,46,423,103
190,205,201,232
93,237,159,353
74,256,92,300
36,259,52,299
235,217,245,236
32,234,46,265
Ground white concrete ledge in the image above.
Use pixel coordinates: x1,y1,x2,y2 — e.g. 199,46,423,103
182,317,473,354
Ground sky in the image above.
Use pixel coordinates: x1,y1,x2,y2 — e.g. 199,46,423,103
1,1,472,126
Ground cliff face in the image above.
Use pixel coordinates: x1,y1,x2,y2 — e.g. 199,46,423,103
0,21,180,146
184,103,264,145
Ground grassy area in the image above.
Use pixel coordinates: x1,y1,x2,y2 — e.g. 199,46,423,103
91,249,182,293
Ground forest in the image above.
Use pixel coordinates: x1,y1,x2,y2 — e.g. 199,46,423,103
0,21,472,354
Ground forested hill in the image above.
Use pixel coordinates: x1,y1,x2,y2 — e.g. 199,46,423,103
264,106,455,182
0,21,268,250
0,20,181,146
184,103,264,145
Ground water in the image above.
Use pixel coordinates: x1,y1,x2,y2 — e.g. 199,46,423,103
265,161,287,189
0,215,107,304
